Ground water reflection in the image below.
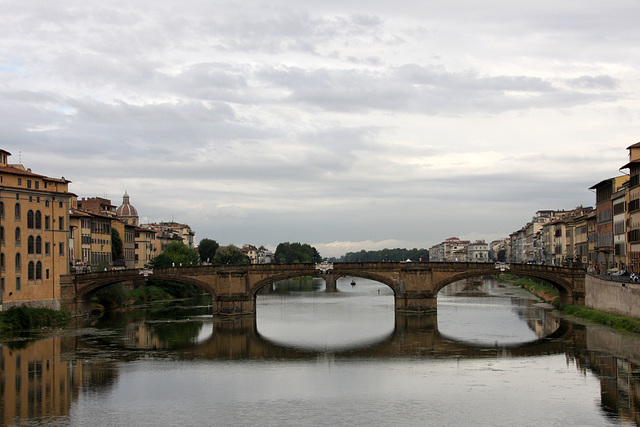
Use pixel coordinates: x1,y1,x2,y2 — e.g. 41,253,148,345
1,278,640,425
256,277,395,352
437,278,561,346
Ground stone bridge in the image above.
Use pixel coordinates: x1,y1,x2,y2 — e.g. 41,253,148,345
60,262,586,315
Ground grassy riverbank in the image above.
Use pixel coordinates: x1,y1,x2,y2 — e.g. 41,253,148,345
561,305,640,334
509,276,640,334
514,277,560,306
0,306,71,337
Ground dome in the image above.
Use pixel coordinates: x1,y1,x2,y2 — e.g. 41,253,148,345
116,191,139,218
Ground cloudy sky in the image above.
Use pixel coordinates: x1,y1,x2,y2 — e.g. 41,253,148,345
2,0,639,257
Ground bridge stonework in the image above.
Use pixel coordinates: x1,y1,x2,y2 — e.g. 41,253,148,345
60,262,586,316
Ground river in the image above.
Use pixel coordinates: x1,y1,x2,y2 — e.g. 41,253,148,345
1,277,639,426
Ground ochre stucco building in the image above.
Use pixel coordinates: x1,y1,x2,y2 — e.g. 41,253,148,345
0,149,74,309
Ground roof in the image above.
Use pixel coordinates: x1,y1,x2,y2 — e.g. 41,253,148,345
0,164,71,183
589,177,617,190
116,203,138,217
620,159,640,170
627,142,640,149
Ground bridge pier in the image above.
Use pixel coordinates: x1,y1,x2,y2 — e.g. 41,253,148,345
323,274,338,292
215,296,255,316
395,294,437,314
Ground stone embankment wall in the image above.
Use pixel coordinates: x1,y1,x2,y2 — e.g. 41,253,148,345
585,275,640,318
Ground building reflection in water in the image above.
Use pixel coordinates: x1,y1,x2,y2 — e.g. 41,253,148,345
0,338,80,423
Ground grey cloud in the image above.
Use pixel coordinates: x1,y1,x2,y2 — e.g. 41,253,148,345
567,75,619,90
258,64,620,114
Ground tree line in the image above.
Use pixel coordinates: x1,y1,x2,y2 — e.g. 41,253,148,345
329,248,430,263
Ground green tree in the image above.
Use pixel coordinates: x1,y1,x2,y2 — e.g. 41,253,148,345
274,242,321,263
149,241,200,268
212,244,250,265
198,238,219,263
111,228,123,261
333,248,429,262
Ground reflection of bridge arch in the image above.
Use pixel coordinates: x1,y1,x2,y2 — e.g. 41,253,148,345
182,314,577,360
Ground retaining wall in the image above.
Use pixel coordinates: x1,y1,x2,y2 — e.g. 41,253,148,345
585,275,640,318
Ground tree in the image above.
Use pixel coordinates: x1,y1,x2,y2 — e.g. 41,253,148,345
274,242,321,263
149,241,200,268
198,238,219,263
212,244,250,265
331,248,430,262
111,228,123,261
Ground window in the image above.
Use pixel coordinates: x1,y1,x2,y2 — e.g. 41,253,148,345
27,180,32,189
15,227,21,245
35,181,39,190
27,210,34,228
1,253,4,272
0,201,3,219
36,262,42,280
0,226,4,244
35,236,42,254
17,178,22,185
45,242,50,256
45,216,50,229
35,211,42,229
45,200,50,208
15,253,21,272
59,242,64,257
58,216,64,230
16,276,21,291
59,201,63,209
27,236,34,254
15,203,21,220
28,261,34,281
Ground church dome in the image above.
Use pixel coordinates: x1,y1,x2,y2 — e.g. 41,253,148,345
116,191,139,218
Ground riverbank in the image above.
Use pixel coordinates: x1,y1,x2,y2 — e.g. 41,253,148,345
0,306,70,338
508,275,640,334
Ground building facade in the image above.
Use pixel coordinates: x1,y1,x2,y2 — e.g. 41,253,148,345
0,149,74,309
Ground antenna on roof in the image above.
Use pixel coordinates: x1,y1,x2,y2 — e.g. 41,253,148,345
19,151,22,164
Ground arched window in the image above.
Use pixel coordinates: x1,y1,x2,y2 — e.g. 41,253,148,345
27,210,34,228
1,253,4,272
15,203,21,220
28,261,35,281
0,200,4,219
36,261,42,280
15,227,21,245
36,236,42,254
28,235,34,254
0,226,4,244
15,253,21,272
35,211,42,229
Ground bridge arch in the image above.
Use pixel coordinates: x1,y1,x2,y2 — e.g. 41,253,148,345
75,273,218,302
432,270,574,301
249,271,399,299
332,272,399,295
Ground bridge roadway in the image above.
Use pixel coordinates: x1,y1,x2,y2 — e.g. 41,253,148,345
60,261,586,315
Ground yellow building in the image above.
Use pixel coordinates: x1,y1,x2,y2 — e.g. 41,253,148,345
134,227,156,268
0,149,74,309
621,142,640,272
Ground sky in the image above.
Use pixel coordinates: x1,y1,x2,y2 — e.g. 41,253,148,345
2,0,640,258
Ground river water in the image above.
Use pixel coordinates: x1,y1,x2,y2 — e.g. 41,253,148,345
1,277,639,426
